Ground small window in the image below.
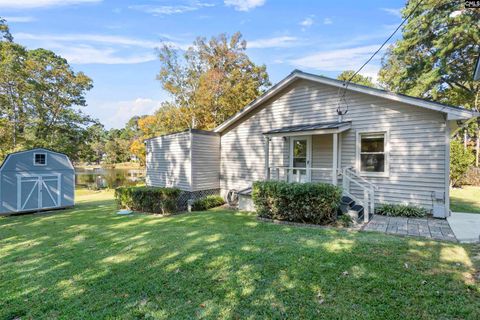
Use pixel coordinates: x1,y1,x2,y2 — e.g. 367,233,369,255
34,153,47,166
359,133,386,173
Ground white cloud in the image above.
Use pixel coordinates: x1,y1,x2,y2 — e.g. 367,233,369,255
323,17,333,25
381,8,402,18
14,32,186,49
290,44,383,80
14,32,191,64
130,2,214,15
300,16,314,27
248,36,297,49
4,16,36,23
54,45,156,65
0,0,100,9
224,0,265,11
100,98,162,129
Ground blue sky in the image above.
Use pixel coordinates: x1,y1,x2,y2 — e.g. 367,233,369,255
1,0,406,128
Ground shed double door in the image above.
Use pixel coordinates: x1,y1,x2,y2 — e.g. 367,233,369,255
17,174,61,211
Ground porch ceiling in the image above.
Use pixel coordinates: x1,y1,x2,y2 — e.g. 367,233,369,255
263,121,351,137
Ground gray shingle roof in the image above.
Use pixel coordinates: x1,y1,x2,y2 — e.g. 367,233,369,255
264,121,351,135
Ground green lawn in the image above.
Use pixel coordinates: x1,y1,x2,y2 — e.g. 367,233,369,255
451,186,480,213
1,190,479,319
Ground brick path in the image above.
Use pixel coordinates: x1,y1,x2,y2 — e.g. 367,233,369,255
363,215,457,242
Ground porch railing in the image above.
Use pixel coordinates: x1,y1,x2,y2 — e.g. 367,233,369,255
341,167,378,223
268,166,333,183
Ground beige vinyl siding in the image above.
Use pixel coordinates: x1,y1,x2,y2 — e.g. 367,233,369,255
311,134,333,183
146,132,191,191
191,133,220,191
220,79,447,210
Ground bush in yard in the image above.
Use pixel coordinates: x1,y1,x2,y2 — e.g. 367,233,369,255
192,195,225,211
252,181,341,225
115,186,181,214
375,203,428,218
450,140,475,187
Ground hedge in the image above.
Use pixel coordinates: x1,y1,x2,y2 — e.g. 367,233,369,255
252,181,342,225
115,186,181,214
375,203,428,218
191,195,225,211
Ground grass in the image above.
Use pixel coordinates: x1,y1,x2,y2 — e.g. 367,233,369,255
451,186,480,213
0,190,479,319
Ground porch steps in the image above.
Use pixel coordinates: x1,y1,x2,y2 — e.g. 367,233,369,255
340,196,365,223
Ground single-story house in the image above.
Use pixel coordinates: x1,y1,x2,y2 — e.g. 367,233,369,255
146,70,479,218
0,148,75,215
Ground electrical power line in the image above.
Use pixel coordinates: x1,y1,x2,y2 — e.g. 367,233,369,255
337,0,426,114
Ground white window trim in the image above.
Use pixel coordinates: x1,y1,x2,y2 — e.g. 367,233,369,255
355,130,389,177
33,152,47,166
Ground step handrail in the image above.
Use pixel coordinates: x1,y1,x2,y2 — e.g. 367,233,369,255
343,167,378,190
342,167,376,222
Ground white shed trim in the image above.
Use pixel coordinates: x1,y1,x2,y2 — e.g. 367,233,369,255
214,70,479,133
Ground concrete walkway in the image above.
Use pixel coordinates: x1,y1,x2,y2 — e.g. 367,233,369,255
363,215,457,242
447,212,480,243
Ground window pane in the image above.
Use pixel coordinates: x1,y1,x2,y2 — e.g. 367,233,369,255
361,135,384,152
293,140,307,157
360,154,384,172
35,154,46,165
293,158,306,168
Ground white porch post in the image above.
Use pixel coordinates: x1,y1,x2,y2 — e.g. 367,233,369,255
264,136,270,180
332,133,338,185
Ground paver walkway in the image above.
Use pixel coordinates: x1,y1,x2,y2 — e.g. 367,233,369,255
363,215,457,242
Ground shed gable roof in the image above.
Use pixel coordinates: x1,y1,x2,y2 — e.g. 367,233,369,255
0,148,74,171
214,70,479,133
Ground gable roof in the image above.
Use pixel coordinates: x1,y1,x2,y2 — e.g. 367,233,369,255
0,148,74,171
214,70,479,133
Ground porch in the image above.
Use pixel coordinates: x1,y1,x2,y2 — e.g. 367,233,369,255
262,121,378,222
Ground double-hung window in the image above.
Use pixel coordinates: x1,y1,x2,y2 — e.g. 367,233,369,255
358,132,387,175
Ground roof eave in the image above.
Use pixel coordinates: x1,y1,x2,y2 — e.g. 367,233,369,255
214,70,477,133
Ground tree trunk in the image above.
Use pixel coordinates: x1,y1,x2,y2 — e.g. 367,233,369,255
464,130,468,149
477,130,480,167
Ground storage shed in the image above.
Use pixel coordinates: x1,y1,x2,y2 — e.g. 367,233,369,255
145,129,220,208
0,148,75,215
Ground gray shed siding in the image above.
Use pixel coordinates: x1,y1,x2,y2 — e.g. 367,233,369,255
191,133,220,191
220,80,448,210
146,132,192,191
146,130,220,192
0,149,75,215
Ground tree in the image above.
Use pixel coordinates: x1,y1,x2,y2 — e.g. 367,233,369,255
129,139,146,166
0,17,13,42
0,19,94,161
378,0,480,109
104,129,131,164
450,140,474,187
79,123,107,164
156,32,270,131
0,40,29,152
337,70,375,87
378,0,480,170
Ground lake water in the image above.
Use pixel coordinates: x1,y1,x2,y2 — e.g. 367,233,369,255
75,167,146,189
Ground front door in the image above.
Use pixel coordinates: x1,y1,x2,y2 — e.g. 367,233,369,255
289,136,311,182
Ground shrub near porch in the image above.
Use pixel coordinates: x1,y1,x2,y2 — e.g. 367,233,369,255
252,181,342,224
